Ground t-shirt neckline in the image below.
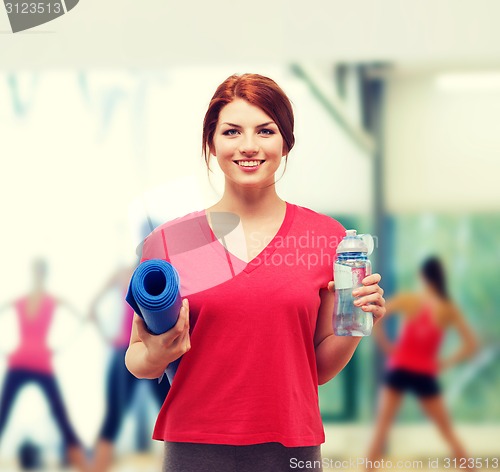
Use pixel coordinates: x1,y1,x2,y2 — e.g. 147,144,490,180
198,201,296,275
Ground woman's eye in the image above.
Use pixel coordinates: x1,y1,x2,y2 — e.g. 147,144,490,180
223,129,239,136
259,129,275,135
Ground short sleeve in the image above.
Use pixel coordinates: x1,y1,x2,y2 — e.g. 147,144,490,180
140,211,212,266
321,216,347,288
329,217,347,256
139,229,171,264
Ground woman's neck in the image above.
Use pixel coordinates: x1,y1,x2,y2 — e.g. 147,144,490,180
29,284,45,297
214,182,284,219
422,286,445,305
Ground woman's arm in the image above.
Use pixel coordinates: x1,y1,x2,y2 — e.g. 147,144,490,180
314,274,385,385
87,270,121,341
125,299,191,379
88,270,120,319
55,297,86,321
372,293,408,356
0,300,14,314
439,303,479,371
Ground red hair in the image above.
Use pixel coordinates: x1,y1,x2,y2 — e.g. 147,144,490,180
202,73,295,169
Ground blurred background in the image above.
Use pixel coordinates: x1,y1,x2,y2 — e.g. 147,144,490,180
0,0,499,470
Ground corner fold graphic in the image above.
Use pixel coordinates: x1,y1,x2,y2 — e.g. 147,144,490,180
4,0,80,33
63,0,79,12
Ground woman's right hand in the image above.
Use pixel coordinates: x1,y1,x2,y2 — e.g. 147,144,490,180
134,298,191,368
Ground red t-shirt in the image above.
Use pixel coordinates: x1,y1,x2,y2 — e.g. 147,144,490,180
139,201,346,446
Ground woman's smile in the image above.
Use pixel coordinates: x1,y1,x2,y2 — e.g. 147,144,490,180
233,159,266,171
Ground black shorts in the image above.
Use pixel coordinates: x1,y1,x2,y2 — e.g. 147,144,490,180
384,368,440,398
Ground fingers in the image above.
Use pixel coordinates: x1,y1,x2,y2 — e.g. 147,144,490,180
134,315,149,341
169,299,191,354
354,292,385,308
359,294,386,322
176,320,191,352
178,299,189,328
362,273,381,285
353,274,384,298
180,299,191,351
363,304,386,321
327,281,335,293
352,273,386,322
136,298,190,345
167,299,190,340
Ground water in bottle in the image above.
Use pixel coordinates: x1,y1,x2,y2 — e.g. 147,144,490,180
333,229,373,336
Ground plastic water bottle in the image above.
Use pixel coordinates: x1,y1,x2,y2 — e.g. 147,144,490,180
333,229,373,336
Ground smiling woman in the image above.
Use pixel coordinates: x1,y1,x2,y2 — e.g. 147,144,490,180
202,74,294,185
124,73,386,472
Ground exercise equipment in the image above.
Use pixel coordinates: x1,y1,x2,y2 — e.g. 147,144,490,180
125,259,183,383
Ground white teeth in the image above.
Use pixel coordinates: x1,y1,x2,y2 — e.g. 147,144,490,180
237,160,262,167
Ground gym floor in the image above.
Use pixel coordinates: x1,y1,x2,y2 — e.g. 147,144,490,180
0,423,498,471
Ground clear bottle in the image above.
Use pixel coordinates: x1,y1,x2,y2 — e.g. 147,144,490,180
333,229,373,336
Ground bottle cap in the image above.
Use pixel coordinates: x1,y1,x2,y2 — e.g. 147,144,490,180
337,229,373,254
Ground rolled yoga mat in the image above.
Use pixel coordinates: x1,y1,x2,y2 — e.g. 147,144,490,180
125,259,183,384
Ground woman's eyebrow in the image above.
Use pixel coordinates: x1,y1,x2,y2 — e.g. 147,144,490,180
221,121,276,128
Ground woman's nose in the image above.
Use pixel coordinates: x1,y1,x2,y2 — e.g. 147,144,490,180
239,136,259,155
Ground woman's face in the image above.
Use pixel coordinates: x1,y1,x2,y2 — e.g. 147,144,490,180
33,260,47,284
211,98,285,189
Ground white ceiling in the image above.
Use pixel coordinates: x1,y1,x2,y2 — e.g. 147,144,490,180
1,0,499,69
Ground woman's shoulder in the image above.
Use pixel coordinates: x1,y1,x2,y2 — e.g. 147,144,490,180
292,203,346,234
141,208,206,260
386,291,421,318
146,209,205,239
441,298,462,322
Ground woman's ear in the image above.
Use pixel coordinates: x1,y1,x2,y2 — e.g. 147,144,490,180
209,143,216,157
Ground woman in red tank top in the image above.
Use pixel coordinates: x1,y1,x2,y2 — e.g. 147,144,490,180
367,257,478,467
88,257,170,472
0,259,89,471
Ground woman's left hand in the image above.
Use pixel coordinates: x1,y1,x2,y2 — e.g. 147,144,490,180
327,273,386,324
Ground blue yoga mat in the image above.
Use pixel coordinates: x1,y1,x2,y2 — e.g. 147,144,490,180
125,259,183,384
